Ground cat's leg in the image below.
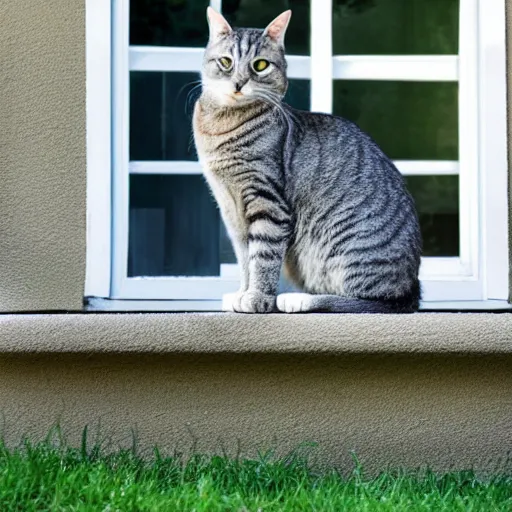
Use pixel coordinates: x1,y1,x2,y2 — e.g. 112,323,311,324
224,233,288,313
225,194,291,313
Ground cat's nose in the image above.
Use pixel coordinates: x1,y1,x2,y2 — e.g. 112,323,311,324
233,78,248,93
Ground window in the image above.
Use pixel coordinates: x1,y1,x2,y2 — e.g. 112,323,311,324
85,0,508,304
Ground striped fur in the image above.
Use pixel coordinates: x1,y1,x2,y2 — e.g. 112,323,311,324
193,9,422,314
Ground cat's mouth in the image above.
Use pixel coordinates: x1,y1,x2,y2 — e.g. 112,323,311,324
226,91,251,105
215,89,252,107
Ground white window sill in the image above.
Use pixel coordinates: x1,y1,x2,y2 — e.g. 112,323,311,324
85,298,512,313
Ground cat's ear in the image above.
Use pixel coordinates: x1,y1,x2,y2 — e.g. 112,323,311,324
206,7,232,41
263,10,292,46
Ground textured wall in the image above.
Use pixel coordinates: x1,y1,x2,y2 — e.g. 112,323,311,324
0,0,86,311
0,313,510,474
0,352,510,475
508,0,512,300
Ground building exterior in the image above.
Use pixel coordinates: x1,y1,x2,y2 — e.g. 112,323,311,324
0,0,511,473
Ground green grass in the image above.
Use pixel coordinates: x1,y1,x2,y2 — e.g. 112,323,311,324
0,437,510,511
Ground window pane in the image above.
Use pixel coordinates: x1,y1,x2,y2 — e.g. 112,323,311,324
130,0,210,47
220,222,237,265
333,0,459,55
130,72,309,161
223,0,310,56
404,175,459,257
284,78,310,110
129,174,224,277
333,81,458,161
128,174,459,276
130,72,200,161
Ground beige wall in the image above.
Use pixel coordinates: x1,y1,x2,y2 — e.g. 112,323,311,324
0,351,510,475
508,0,512,300
0,0,86,311
0,313,509,474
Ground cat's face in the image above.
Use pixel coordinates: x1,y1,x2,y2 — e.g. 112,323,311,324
202,8,291,108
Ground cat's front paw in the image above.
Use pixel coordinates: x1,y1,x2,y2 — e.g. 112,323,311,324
276,293,314,313
222,291,276,313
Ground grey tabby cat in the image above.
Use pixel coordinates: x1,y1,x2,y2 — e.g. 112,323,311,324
193,8,422,313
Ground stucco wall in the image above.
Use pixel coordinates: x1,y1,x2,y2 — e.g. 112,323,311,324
1,353,510,475
0,313,510,475
507,0,512,300
0,0,86,311
0,355,512,472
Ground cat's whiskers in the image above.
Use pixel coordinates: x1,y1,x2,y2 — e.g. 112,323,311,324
184,83,203,114
252,88,299,132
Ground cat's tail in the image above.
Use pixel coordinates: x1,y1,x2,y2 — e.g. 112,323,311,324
276,293,419,314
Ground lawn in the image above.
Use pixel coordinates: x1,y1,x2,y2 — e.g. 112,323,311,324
0,436,510,511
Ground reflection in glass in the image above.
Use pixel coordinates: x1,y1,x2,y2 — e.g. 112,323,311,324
130,72,310,161
333,81,458,161
404,175,459,257
129,174,230,277
284,78,310,111
130,0,210,47
130,0,311,54
223,0,310,56
219,222,237,265
130,72,201,161
332,0,459,55
128,175,458,275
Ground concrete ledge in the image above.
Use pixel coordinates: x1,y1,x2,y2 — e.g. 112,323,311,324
0,312,510,475
0,312,511,354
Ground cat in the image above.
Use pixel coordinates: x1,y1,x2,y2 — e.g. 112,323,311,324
193,7,422,313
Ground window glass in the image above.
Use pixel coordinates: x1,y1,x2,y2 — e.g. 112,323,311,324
130,72,310,161
130,0,210,47
130,0,311,54
128,173,460,278
129,174,226,277
223,0,311,56
130,71,200,161
404,175,459,257
333,81,458,161
333,0,459,55
285,78,310,110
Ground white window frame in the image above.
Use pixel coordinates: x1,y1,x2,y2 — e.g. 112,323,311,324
85,0,509,303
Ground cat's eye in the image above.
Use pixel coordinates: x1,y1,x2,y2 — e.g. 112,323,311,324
218,57,232,70
252,59,270,72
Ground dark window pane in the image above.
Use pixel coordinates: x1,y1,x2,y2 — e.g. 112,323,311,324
130,71,200,161
128,174,459,276
404,175,459,257
333,0,459,55
219,222,237,264
130,0,210,47
284,79,310,110
130,73,309,160
333,81,458,160
129,174,222,276
223,0,310,56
